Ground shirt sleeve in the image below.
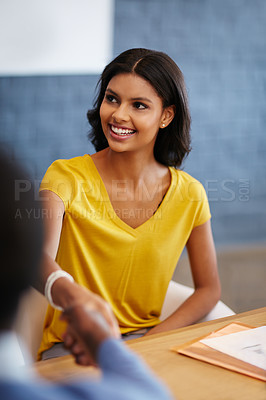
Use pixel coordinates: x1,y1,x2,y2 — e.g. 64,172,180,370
39,159,76,210
97,338,174,400
191,181,211,227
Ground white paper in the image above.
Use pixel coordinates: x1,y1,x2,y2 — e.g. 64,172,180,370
200,326,266,371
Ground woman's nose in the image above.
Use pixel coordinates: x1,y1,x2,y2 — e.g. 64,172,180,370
112,104,130,122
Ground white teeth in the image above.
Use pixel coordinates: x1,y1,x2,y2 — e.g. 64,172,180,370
111,125,135,135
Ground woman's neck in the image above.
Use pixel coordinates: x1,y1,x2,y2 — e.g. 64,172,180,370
93,147,166,183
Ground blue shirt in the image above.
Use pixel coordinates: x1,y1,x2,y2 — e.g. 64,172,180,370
0,332,173,400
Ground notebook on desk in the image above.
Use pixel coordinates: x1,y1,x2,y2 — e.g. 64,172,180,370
171,322,266,381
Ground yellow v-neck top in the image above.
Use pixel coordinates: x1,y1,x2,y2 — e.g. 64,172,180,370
38,154,211,358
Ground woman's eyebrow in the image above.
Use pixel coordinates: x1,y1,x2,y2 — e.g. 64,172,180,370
131,96,153,104
106,88,118,96
106,88,153,104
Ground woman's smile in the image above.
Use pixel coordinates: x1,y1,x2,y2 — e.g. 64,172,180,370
109,124,136,139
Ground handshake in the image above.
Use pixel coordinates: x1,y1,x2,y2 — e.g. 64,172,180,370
58,304,173,400
61,304,116,366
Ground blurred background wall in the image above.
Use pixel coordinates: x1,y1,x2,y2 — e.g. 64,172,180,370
0,0,265,312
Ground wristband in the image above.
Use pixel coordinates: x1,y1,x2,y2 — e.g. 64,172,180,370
44,270,74,311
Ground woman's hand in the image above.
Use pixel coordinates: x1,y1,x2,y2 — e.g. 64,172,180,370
61,304,114,366
52,277,121,339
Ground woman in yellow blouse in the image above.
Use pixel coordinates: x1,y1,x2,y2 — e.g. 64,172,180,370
37,48,221,360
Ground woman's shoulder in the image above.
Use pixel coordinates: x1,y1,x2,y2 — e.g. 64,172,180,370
170,168,207,199
46,154,93,176
40,155,95,205
170,167,202,185
51,154,91,168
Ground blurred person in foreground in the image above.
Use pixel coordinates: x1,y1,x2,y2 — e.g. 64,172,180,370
0,150,173,400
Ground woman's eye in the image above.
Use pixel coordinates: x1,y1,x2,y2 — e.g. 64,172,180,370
106,94,117,103
134,102,147,110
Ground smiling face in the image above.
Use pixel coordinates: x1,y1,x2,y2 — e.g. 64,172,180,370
99,73,174,156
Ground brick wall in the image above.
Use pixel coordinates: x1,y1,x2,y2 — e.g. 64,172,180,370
0,75,97,180
0,0,265,245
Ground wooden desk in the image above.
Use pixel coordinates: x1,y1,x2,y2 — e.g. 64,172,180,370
35,308,266,400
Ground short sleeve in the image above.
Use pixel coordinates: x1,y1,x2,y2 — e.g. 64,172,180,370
193,182,211,227
39,159,75,209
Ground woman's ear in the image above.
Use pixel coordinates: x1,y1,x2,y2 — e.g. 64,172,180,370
160,105,175,129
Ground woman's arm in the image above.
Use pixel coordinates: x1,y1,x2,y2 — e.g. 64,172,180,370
145,220,221,335
34,190,120,338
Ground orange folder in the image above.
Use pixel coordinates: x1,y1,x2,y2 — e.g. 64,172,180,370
171,322,266,381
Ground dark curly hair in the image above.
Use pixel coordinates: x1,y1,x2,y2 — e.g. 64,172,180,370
87,48,191,168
